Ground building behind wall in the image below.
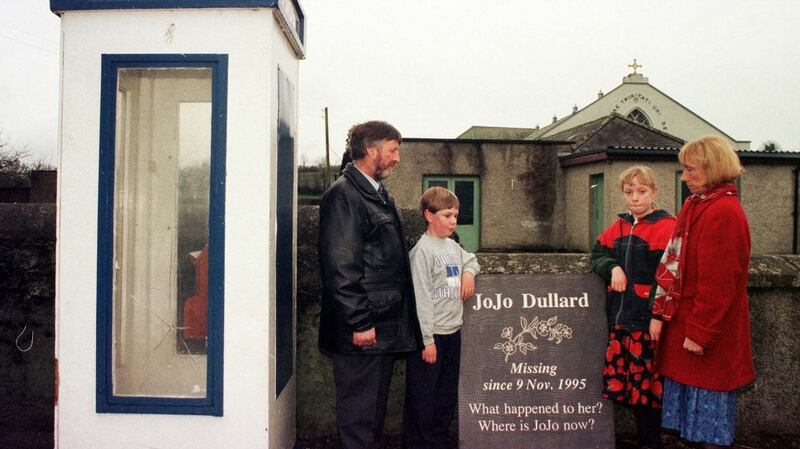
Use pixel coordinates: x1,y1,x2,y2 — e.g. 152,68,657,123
560,147,800,254
393,137,800,255
386,138,573,252
393,66,800,255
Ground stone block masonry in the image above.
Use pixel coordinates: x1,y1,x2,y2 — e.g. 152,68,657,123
297,206,799,441
1,204,798,447
0,204,56,449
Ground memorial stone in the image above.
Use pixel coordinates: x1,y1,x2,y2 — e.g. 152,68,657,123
459,273,613,449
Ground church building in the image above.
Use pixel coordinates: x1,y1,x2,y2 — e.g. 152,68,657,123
386,62,800,255
458,59,750,150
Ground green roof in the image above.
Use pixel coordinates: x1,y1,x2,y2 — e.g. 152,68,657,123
457,126,537,140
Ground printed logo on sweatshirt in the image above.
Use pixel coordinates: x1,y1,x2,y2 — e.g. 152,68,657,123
433,254,460,266
432,286,461,300
446,265,461,285
431,254,462,300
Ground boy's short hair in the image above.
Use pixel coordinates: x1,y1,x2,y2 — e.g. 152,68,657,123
420,186,460,215
618,165,658,190
678,135,743,188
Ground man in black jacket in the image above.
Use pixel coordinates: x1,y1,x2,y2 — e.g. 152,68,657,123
318,120,421,449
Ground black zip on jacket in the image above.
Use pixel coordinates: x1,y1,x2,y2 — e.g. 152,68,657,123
318,163,422,355
590,209,675,331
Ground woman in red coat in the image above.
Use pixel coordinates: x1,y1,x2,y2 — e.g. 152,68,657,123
650,136,755,449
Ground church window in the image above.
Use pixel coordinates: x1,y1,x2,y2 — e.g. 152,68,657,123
627,108,651,127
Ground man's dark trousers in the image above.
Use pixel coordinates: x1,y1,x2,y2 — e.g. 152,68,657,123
402,331,461,449
333,353,396,449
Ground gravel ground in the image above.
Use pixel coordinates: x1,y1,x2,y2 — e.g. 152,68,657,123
3,428,797,448
295,431,800,449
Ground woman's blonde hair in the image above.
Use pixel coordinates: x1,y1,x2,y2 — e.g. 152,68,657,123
678,135,743,188
618,165,658,191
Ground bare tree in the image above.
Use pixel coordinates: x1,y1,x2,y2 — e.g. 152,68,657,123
0,138,28,173
0,132,55,172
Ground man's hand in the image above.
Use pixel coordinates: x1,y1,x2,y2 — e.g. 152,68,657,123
353,328,376,347
461,272,476,301
610,266,627,292
683,337,704,355
422,343,437,364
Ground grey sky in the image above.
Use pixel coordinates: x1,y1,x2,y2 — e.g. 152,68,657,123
0,0,59,164
2,0,799,166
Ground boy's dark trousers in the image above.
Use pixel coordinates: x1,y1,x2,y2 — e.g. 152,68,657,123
332,353,396,449
403,331,461,449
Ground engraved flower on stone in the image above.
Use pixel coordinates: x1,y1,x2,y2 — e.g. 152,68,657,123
499,341,517,360
535,319,551,336
493,316,573,362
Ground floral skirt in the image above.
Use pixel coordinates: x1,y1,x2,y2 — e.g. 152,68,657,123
601,326,662,408
661,377,737,446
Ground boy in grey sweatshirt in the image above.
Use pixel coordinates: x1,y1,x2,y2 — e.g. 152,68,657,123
403,187,480,449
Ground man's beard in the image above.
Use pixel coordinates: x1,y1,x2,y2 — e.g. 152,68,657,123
374,156,395,180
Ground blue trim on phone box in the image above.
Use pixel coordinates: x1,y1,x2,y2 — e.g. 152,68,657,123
49,0,305,46
52,0,278,9
275,67,296,397
96,53,227,416
98,397,221,416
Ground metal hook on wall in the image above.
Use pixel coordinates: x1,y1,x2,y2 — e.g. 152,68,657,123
15,323,35,352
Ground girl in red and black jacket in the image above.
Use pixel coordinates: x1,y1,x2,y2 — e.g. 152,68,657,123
591,166,676,449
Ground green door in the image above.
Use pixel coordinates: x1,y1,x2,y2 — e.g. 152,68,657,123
589,173,604,244
423,177,480,252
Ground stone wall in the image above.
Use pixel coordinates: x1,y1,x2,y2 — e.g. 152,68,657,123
0,170,57,204
1,203,798,446
298,205,800,441
0,204,56,448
